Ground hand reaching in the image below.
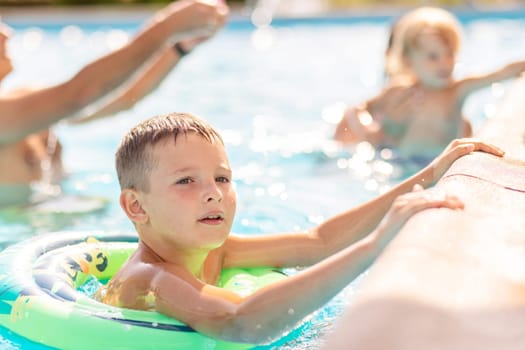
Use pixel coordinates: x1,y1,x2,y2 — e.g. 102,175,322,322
427,138,504,183
166,0,229,40
374,184,464,249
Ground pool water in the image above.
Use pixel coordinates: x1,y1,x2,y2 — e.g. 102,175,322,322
0,8,524,349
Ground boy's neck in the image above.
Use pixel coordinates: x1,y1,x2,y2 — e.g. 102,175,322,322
139,238,210,278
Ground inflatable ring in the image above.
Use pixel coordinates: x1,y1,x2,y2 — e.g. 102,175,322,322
0,231,287,349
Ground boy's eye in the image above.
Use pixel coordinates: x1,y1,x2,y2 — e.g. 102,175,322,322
216,176,230,183
176,177,193,185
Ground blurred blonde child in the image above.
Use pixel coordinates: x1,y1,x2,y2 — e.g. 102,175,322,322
334,7,525,160
99,112,503,344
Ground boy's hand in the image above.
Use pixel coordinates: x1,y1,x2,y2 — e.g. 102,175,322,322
428,138,505,183
374,184,464,249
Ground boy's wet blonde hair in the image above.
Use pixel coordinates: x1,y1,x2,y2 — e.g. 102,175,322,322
115,112,223,192
386,7,462,84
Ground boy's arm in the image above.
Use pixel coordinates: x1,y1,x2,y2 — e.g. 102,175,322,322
456,61,525,102
223,139,504,268
152,187,462,344
0,0,228,145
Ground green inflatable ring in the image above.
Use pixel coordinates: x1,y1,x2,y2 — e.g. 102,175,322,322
0,231,287,349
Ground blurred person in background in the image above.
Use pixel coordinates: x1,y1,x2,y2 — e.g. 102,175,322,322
0,0,228,207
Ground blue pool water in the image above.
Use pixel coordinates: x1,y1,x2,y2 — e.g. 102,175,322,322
0,8,524,349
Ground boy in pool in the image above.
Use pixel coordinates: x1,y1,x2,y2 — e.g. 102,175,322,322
334,7,525,160
0,0,228,206
100,112,504,343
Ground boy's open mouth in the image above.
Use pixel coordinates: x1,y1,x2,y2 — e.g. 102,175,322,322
198,214,224,224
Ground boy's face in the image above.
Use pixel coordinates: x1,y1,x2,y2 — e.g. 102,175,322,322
136,133,236,252
407,31,455,88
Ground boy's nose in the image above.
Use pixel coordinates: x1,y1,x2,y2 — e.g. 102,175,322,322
204,184,223,203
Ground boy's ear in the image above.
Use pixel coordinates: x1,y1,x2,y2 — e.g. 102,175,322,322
120,189,148,224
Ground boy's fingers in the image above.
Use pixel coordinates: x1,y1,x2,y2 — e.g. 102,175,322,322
408,191,465,214
449,139,505,157
456,144,476,156
470,142,505,156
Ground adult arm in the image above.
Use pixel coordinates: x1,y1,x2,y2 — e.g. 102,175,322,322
0,0,228,145
72,35,214,123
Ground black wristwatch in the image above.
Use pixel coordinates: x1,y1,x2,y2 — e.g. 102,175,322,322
172,42,190,57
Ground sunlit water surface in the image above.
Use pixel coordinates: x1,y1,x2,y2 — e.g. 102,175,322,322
0,9,524,349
